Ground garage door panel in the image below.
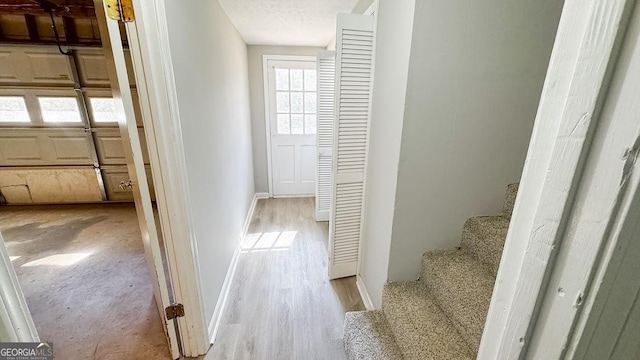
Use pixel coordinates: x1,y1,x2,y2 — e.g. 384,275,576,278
0,136,41,162
102,166,132,201
94,129,126,164
0,167,102,204
50,135,94,163
23,51,73,84
94,128,150,165
0,47,73,86
76,50,136,88
102,165,155,202
76,52,110,87
0,129,93,166
0,50,19,82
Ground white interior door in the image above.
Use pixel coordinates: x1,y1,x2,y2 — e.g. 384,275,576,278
266,59,318,197
96,1,179,358
328,14,375,280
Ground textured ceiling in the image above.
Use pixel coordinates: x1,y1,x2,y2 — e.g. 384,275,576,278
218,0,361,46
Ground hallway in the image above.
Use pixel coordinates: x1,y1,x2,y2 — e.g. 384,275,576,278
209,197,364,359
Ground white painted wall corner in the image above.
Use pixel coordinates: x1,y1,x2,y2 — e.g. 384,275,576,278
356,275,375,310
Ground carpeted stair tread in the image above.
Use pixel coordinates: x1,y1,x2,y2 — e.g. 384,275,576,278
344,310,403,360
420,250,495,354
382,281,473,360
502,183,519,218
461,215,510,275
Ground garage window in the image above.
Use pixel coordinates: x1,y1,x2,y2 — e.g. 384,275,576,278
38,97,82,123
89,97,119,123
0,96,31,123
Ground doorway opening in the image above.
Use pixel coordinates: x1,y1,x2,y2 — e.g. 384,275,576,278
264,56,318,197
0,3,176,359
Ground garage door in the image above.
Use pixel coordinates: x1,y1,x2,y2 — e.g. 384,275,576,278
0,45,153,204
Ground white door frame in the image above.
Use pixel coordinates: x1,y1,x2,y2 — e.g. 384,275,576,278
0,2,211,355
0,231,38,343
479,0,638,358
119,0,210,357
262,54,318,198
94,1,185,358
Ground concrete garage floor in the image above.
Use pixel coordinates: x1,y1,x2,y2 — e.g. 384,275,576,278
0,203,171,360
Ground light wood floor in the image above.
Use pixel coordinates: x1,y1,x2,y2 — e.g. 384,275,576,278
207,197,365,360
0,204,171,360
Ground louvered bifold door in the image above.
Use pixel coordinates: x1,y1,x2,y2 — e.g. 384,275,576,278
316,51,336,222
328,14,375,280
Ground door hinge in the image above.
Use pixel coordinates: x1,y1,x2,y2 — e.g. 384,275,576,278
105,0,135,22
166,303,186,357
165,303,185,320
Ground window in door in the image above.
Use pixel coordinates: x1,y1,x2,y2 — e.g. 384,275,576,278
266,58,318,197
274,68,317,135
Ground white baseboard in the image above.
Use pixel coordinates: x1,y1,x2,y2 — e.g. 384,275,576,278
208,244,240,344
356,275,375,310
240,193,266,241
272,194,314,198
208,192,263,344
315,210,329,222
255,192,270,199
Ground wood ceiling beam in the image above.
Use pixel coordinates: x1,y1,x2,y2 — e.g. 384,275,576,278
62,15,77,43
24,13,38,40
0,1,95,18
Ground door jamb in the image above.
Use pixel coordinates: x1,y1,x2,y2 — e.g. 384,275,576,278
479,0,637,357
0,232,39,343
262,54,318,198
116,0,210,356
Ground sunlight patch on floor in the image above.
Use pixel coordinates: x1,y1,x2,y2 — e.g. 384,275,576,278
241,231,298,252
22,252,93,267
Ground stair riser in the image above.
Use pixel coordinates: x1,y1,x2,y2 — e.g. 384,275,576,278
502,183,519,219
420,251,494,354
382,282,474,359
460,222,506,276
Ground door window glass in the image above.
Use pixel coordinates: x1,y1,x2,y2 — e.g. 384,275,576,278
275,67,317,135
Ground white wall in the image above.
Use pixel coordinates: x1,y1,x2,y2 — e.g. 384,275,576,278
359,0,416,309
162,0,255,322
247,45,324,193
386,0,564,281
351,0,376,15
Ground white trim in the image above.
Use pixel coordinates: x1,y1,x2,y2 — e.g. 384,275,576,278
262,54,319,198
255,192,270,200
240,194,259,241
272,194,315,199
208,244,240,344
356,275,375,310
479,0,636,358
208,191,263,344
356,10,379,281
125,0,209,356
0,232,39,342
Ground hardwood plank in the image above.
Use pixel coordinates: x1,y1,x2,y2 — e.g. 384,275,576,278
208,197,365,359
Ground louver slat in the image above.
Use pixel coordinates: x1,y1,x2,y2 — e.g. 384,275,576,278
315,51,336,222
328,14,375,280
